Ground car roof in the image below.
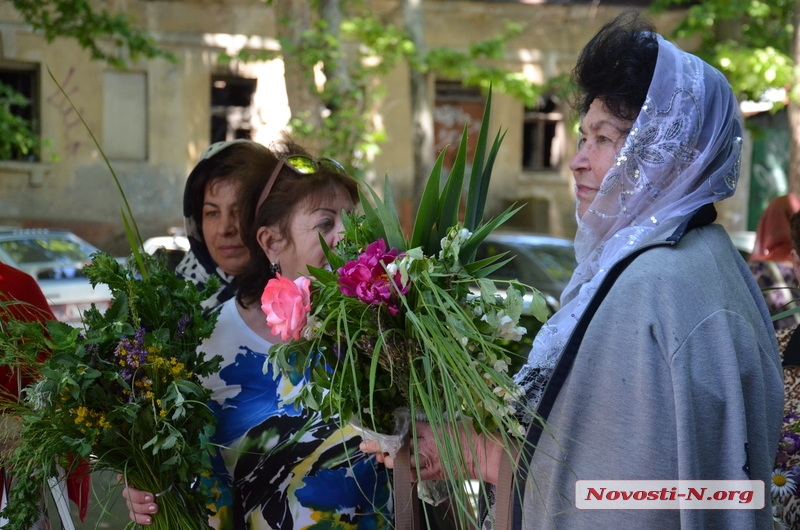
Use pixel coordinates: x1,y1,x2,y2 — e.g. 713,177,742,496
0,227,78,237
482,231,574,247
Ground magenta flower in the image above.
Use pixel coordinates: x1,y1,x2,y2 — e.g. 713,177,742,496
337,239,408,315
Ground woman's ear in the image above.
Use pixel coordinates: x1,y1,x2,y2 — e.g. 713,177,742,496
257,226,283,264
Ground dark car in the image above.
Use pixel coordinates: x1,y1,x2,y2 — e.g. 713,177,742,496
475,232,577,364
0,228,112,325
476,232,577,303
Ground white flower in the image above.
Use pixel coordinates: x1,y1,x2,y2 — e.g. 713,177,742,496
460,336,469,347
385,263,398,276
302,315,322,341
473,305,484,317
772,469,797,497
493,360,509,373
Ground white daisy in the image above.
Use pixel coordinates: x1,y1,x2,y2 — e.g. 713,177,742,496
772,469,797,497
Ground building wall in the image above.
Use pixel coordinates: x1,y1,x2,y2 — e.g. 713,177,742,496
0,0,734,255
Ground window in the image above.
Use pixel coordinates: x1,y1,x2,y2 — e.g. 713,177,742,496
211,75,257,143
0,65,39,161
522,95,563,171
103,72,148,160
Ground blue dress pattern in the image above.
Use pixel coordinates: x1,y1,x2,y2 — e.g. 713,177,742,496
201,301,392,530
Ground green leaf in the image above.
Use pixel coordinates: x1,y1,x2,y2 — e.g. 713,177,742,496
363,177,407,251
410,148,447,251
465,85,493,230
357,186,387,243
437,123,469,241
459,203,525,264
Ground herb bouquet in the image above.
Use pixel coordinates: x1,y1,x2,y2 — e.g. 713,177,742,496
0,252,222,530
263,93,548,527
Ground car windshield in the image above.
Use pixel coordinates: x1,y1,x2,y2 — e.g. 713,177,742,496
518,244,576,284
0,236,97,279
477,238,577,299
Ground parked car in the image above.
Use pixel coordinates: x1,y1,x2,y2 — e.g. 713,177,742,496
143,228,190,271
475,232,577,364
0,228,112,326
476,232,577,304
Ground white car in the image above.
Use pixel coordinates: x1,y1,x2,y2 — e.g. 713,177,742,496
0,228,112,326
143,228,190,271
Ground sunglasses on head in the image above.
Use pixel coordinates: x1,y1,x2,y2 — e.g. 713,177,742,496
255,155,348,213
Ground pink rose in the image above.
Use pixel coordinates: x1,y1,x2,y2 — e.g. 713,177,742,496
260,274,311,341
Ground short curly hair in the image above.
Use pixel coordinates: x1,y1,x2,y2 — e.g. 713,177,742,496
573,11,659,121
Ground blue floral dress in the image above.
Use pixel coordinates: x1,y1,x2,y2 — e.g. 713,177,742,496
201,300,392,529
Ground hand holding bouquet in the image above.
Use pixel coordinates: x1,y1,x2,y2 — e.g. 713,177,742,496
0,253,222,530
264,92,548,527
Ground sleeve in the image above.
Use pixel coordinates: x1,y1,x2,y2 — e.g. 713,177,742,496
670,309,782,529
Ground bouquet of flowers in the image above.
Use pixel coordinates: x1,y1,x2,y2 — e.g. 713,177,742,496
0,252,222,530
772,412,800,526
263,93,548,527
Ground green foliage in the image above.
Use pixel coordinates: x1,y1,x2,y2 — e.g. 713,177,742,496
0,82,38,161
258,4,555,176
651,0,795,102
0,252,221,530
10,0,174,70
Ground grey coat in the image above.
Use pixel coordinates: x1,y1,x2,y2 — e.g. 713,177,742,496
520,208,783,529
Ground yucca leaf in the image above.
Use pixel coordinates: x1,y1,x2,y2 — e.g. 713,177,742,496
361,179,406,251
316,235,344,272
357,186,386,243
471,128,506,231
464,86,493,230
378,175,408,251
437,123,469,241
463,252,512,277
459,203,525,264
411,148,448,251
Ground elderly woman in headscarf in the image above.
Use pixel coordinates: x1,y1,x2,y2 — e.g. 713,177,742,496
363,11,782,530
749,193,800,330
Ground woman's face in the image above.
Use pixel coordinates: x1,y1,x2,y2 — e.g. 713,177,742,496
263,186,355,281
202,179,250,277
569,99,633,219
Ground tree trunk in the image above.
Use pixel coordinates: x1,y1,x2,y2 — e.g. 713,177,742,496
274,0,323,148
789,0,800,197
402,0,435,209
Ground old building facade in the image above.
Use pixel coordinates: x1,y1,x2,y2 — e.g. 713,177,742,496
0,0,749,254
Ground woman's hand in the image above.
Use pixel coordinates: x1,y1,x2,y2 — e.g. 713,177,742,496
120,478,159,525
360,422,506,485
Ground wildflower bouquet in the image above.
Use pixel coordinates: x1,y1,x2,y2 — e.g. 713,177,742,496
264,93,548,527
0,252,222,530
772,412,800,523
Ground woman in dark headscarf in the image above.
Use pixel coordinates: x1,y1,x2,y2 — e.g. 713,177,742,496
174,140,274,309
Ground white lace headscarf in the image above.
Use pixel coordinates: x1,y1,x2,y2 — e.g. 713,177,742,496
514,35,744,413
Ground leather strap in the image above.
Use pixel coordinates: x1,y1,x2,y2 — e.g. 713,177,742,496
394,433,420,530
493,443,520,530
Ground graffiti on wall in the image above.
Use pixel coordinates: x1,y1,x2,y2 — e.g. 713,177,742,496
46,67,84,156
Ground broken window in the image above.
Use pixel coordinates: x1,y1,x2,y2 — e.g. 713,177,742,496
522,95,563,171
210,75,257,143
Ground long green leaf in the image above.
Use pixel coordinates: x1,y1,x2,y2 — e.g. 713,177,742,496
472,128,506,230
47,66,148,279
357,186,387,243
363,179,406,251
463,252,512,276
410,148,447,250
459,203,525,264
437,123,469,241
380,175,407,251
464,86,493,230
